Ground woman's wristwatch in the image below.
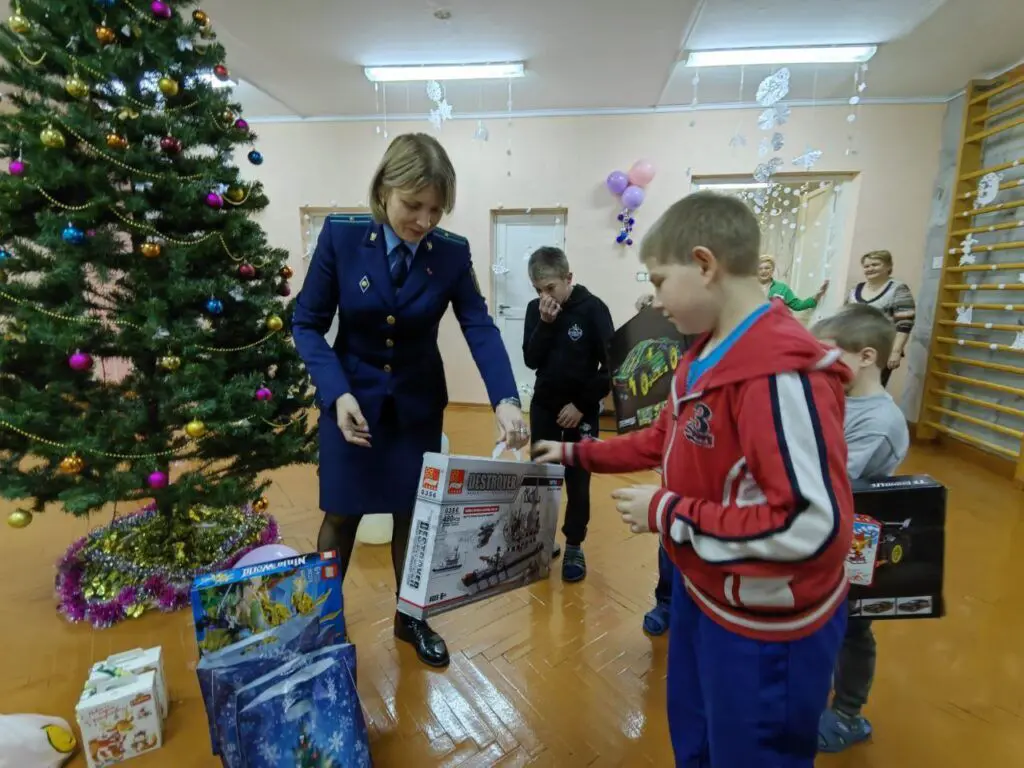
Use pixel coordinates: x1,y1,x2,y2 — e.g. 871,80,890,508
497,396,522,410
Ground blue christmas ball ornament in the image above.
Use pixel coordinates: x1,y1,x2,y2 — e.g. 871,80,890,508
62,225,86,245
206,298,224,315
95,0,117,6
247,150,264,166
0,247,11,263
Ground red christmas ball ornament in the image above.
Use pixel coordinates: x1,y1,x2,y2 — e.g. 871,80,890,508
277,283,291,297
255,386,272,402
238,263,256,279
213,64,229,81
160,135,182,154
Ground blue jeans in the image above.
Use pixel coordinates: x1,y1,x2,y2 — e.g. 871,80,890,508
666,573,847,767
654,545,673,605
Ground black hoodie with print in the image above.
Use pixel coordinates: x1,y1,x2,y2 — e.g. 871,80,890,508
522,285,615,412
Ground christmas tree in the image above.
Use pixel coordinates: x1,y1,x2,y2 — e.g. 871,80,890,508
294,722,336,768
0,0,316,625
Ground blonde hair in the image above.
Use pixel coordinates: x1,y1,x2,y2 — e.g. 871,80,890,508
368,133,457,222
640,191,760,276
759,255,775,267
861,249,893,275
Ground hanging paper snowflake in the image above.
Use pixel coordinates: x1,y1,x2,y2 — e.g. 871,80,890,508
955,305,973,324
792,149,823,170
758,104,790,130
1012,331,1024,351
473,120,489,141
974,172,1002,208
491,263,510,275
756,68,790,107
753,158,783,183
729,132,747,148
425,80,443,103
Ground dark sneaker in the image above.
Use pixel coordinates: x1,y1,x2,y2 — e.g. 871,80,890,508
561,545,586,583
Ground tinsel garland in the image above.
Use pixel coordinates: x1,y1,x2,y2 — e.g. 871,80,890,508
55,503,279,629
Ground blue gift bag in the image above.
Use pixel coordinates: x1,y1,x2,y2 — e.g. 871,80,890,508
237,649,371,767
214,643,357,767
197,614,318,755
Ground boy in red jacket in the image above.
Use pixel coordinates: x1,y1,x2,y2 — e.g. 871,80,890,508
533,191,854,767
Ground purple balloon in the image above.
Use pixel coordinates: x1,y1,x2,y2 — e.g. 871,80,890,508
234,543,300,568
606,170,629,196
621,185,646,210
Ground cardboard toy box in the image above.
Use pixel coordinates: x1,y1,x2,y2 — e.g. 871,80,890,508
847,475,947,621
76,671,162,768
190,551,345,657
608,307,697,434
87,647,167,720
398,452,565,620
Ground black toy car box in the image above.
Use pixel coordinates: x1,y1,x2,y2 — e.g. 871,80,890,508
847,475,946,620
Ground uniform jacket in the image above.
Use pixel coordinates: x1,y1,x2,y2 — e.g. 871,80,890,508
292,215,518,426
563,302,854,641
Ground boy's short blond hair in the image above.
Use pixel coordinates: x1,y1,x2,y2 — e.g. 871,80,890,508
527,246,570,282
640,191,761,276
369,133,457,222
812,304,895,369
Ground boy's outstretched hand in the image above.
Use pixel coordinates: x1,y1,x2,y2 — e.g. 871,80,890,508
531,440,564,463
612,485,660,534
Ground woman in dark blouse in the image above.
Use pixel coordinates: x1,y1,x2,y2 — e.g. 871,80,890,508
846,250,916,387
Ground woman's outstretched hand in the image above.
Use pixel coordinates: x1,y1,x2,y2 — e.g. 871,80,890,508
335,393,371,447
496,402,530,450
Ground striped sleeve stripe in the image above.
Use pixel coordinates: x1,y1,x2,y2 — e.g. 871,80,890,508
688,372,841,564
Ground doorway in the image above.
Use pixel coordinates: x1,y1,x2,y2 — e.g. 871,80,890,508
490,210,567,410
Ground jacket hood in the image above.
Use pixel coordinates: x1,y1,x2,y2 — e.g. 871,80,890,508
562,284,594,309
688,301,852,393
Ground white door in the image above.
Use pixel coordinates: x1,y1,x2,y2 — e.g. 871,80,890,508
490,212,567,411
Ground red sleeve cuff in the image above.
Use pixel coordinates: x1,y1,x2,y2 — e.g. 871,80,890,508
562,441,577,467
649,489,678,534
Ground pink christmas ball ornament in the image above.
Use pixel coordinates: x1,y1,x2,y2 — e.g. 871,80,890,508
234,118,249,132
150,0,172,19
68,351,94,371
206,192,224,209
238,263,256,279
255,387,273,402
147,471,169,489
9,160,25,176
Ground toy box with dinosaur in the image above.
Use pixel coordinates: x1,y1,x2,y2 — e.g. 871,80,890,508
189,551,345,657
398,452,564,620
847,475,946,621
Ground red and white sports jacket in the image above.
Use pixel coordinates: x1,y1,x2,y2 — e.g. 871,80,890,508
565,302,854,641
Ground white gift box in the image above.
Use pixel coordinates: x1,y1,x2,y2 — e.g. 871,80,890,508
87,647,167,719
76,671,162,768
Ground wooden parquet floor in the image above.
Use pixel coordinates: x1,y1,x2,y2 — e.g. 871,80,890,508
3,407,1024,767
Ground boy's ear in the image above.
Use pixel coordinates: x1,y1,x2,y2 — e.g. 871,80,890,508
566,272,573,284
860,346,879,368
692,246,718,280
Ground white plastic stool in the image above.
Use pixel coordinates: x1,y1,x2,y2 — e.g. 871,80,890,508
355,432,450,545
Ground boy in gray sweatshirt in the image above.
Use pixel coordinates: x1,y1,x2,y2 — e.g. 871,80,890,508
812,303,910,752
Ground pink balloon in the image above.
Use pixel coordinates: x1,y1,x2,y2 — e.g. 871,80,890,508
628,160,657,188
234,543,300,568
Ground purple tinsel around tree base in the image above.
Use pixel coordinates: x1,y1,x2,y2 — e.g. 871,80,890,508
55,503,280,629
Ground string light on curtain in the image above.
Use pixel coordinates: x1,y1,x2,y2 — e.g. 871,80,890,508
793,68,823,170
729,67,747,149
473,83,489,141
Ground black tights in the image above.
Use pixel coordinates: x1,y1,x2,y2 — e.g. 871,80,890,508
316,514,413,595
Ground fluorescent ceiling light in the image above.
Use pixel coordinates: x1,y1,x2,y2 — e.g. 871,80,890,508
683,45,877,68
364,63,525,83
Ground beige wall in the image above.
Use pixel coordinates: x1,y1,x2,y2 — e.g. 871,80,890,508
247,103,945,404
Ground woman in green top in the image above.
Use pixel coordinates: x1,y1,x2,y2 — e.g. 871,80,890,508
758,256,829,312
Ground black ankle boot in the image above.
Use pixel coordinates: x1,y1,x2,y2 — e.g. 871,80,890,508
394,612,450,668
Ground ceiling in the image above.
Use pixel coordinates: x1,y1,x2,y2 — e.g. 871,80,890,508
3,0,1022,118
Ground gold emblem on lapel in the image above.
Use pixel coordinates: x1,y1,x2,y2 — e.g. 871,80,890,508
359,275,370,293
425,240,433,251
369,231,378,242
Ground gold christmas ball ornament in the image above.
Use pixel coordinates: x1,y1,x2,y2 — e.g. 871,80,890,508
253,496,269,513
41,126,65,149
7,509,32,528
95,24,116,46
116,107,140,121
158,355,181,371
8,13,31,35
185,419,207,438
220,109,235,124
60,455,85,475
225,186,245,203
266,315,284,332
157,76,179,97
140,242,162,258
192,9,209,25
279,265,294,280
65,74,89,99
105,132,128,150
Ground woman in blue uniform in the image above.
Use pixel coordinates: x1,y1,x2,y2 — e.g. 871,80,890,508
292,133,528,668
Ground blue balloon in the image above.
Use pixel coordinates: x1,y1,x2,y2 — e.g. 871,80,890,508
206,298,224,315
247,150,264,166
62,225,86,245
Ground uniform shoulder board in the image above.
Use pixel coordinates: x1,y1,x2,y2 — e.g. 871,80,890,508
431,227,469,247
326,213,374,227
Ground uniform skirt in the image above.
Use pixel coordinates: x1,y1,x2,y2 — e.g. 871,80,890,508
318,397,443,517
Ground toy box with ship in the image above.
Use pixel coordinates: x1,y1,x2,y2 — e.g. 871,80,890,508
847,475,946,621
398,452,564,620
190,551,345,657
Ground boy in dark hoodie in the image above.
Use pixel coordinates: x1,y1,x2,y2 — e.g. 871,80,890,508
523,246,615,582
533,193,854,766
